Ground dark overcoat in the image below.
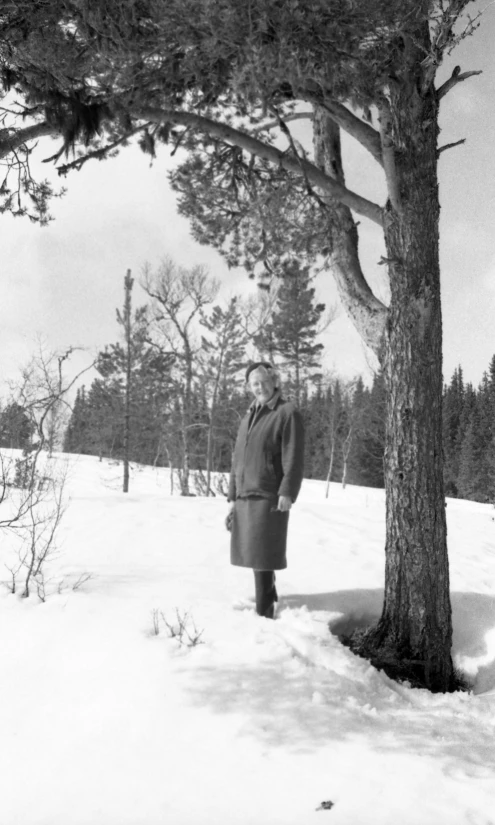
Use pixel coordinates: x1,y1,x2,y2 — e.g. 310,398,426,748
228,392,304,570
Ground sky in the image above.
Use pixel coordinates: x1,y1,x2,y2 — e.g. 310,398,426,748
1,1,495,394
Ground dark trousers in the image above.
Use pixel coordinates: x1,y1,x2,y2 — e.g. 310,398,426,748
253,571,278,619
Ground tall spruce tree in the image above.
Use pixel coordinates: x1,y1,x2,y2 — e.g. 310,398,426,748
486,356,495,500
199,297,249,494
457,414,477,501
443,367,465,497
95,301,173,468
325,379,347,497
345,376,367,487
0,403,34,450
301,380,329,480
87,379,124,459
472,374,494,501
442,357,495,504
63,387,90,454
255,263,325,405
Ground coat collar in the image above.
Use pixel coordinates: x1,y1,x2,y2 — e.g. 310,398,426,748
248,389,281,412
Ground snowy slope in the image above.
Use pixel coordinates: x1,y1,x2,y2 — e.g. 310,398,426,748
1,454,495,825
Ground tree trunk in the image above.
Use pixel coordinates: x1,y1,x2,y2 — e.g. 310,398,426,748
324,438,335,498
295,359,300,407
313,108,387,354
369,78,453,691
123,269,133,494
205,411,214,496
179,403,190,495
314,98,453,690
341,427,352,489
180,352,194,496
206,362,222,497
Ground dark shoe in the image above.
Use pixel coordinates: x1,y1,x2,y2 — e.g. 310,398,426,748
258,601,276,619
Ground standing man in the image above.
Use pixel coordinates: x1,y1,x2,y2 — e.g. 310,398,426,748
227,362,305,618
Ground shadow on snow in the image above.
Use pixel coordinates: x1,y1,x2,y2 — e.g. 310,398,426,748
281,589,495,694
182,588,495,770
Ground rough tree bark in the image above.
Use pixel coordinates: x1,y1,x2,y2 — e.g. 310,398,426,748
371,54,452,691
7,0,468,690
313,96,453,690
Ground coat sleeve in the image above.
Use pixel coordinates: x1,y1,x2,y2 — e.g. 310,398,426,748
227,427,241,502
277,406,305,502
228,462,236,502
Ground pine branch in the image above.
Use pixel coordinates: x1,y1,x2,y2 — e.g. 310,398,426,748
0,121,58,160
302,92,383,167
47,124,150,174
249,112,313,133
437,137,466,155
269,104,329,212
431,1,482,57
131,105,384,227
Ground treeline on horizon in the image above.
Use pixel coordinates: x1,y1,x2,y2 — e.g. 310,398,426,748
61,354,495,503
62,370,387,491
0,260,494,503
3,356,494,503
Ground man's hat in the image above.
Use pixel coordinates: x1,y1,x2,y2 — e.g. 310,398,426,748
245,361,274,383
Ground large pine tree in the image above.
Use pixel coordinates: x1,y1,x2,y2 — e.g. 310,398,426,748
5,0,487,689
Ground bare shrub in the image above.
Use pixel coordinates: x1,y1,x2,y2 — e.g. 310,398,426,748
214,472,229,497
150,608,161,636
1,344,93,599
160,608,205,647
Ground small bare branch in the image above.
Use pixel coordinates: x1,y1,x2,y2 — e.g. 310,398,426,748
150,608,161,636
161,608,205,647
437,69,482,100
0,121,57,161
269,104,329,213
314,95,383,168
438,138,466,156
249,112,313,133
48,124,150,175
71,572,93,592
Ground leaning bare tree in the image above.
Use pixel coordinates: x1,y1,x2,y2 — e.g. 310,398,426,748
2,0,486,688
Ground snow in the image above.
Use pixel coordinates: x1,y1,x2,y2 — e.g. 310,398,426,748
2,454,495,825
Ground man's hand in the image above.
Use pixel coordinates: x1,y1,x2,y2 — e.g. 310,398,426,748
277,495,292,512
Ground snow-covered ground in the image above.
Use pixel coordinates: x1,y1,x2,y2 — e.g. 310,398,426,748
1,454,495,825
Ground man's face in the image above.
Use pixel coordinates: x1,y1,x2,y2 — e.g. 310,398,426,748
248,369,276,405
